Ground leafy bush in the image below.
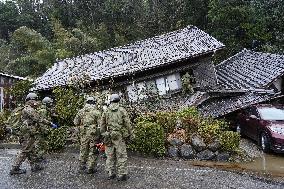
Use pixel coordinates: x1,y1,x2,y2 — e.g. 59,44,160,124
197,119,230,144
40,87,84,151
130,121,165,157
134,113,157,123
46,126,68,152
219,131,240,152
156,111,177,134
0,111,10,140
177,107,200,119
198,122,221,144
177,107,201,134
53,87,84,126
0,124,5,140
9,80,33,105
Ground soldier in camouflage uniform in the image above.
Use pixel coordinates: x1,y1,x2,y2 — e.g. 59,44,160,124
35,97,55,161
10,93,57,175
100,94,133,181
74,97,101,174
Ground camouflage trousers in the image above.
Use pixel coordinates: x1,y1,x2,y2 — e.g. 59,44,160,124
79,134,99,170
105,139,128,177
12,135,39,169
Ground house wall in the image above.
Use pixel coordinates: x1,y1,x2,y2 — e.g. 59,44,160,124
0,75,21,111
193,58,217,88
97,56,217,112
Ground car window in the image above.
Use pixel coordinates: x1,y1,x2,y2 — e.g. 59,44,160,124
258,107,284,120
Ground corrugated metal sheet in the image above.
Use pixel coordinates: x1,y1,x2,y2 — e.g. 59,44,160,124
32,26,224,91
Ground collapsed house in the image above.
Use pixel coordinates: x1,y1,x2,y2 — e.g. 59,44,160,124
196,49,284,118
33,25,284,117
32,26,225,110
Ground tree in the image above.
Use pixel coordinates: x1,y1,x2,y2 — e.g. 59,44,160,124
252,0,284,53
16,0,53,39
6,26,55,77
52,19,98,59
207,0,271,61
0,1,20,40
0,39,12,71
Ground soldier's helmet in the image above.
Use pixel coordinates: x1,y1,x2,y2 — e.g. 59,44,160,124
110,94,120,103
86,96,96,104
25,93,38,102
42,97,53,105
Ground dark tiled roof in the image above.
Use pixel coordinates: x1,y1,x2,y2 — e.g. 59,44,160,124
197,92,282,118
196,49,284,118
32,26,224,90
216,49,284,90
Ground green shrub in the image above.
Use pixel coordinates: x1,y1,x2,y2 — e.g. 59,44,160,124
219,131,240,152
213,119,230,131
198,122,221,144
129,121,165,157
46,126,68,152
0,111,10,140
156,111,177,134
197,119,230,144
46,87,84,151
177,107,201,135
9,80,33,104
53,87,84,126
134,113,157,123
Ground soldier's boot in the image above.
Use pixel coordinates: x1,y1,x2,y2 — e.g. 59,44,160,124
9,167,27,175
117,174,128,181
86,168,97,174
31,164,44,172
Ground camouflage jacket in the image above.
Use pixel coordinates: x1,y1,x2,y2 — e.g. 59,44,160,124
38,105,54,122
21,101,50,136
100,103,132,141
74,104,101,135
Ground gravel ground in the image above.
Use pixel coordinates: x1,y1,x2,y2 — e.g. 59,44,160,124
239,138,263,159
0,149,283,189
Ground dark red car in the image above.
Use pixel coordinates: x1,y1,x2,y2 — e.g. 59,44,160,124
236,104,284,153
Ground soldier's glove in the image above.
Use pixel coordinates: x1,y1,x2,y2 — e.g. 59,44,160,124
50,123,59,129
